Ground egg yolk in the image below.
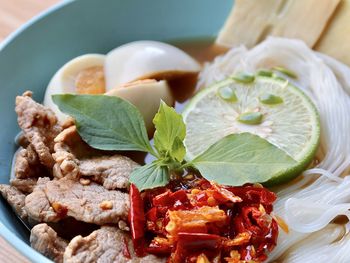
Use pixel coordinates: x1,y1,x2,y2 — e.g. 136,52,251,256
75,66,105,94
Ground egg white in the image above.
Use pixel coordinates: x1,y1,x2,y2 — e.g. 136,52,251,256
104,40,200,91
43,54,105,122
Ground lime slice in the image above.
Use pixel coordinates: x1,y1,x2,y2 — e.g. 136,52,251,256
182,76,320,185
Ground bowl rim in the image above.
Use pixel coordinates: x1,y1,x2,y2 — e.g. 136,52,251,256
0,1,74,262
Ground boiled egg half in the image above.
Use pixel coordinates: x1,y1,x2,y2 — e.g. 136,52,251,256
43,41,200,133
105,41,201,93
43,54,106,122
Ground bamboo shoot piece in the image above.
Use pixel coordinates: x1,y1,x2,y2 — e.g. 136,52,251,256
315,0,350,66
216,0,340,48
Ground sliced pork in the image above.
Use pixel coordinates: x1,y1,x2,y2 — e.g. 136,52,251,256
25,177,58,222
15,91,62,168
64,227,165,263
79,155,139,190
0,184,27,219
53,126,139,189
25,177,129,225
10,177,37,194
30,223,68,263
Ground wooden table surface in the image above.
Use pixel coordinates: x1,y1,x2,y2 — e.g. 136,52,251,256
0,1,59,262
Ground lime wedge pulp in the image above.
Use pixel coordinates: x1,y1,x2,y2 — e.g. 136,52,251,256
182,76,320,185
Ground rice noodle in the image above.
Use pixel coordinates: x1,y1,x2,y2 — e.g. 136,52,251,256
198,37,350,261
281,223,350,262
284,177,350,233
269,174,350,261
318,53,350,96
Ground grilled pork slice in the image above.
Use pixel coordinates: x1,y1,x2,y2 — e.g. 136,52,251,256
30,223,68,263
64,226,165,263
15,91,62,169
14,144,46,179
53,126,139,189
25,177,129,225
0,184,27,219
78,155,139,190
10,177,38,194
24,177,58,222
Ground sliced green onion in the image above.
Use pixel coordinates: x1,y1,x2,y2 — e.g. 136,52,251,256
217,86,238,102
260,93,283,105
232,72,255,84
257,69,273,77
272,66,298,79
237,112,263,125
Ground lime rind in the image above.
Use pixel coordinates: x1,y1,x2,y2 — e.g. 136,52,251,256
182,76,320,185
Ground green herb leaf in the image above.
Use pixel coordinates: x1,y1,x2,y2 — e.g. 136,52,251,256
153,101,186,161
237,112,263,125
171,136,186,162
52,94,154,153
191,133,297,186
129,161,169,191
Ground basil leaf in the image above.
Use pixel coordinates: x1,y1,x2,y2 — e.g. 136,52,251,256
191,133,297,186
52,94,153,153
171,136,186,162
129,161,169,191
153,101,186,161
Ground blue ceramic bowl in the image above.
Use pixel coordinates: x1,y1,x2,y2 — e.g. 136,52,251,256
0,0,232,261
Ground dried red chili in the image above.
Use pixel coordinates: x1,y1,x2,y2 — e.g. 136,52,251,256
172,233,221,262
128,184,146,257
129,179,279,262
147,241,173,255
